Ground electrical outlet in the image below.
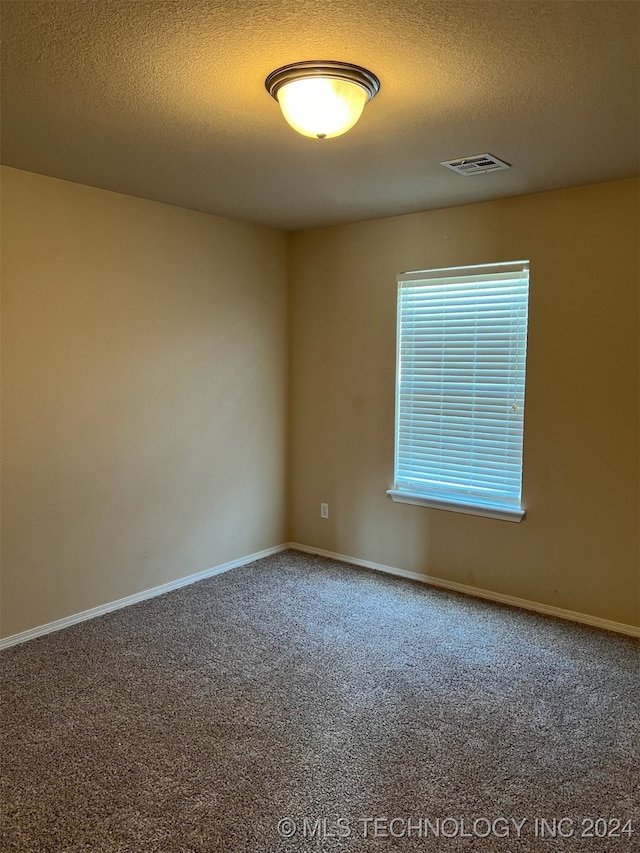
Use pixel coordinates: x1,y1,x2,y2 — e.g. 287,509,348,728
320,502,329,519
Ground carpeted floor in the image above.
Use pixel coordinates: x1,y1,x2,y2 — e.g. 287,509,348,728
1,549,638,852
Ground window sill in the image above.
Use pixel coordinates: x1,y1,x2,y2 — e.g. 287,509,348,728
386,489,525,522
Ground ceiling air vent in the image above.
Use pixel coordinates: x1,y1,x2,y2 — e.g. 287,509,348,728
440,153,511,176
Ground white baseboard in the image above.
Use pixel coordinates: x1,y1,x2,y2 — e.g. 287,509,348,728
0,544,287,650
3,541,637,649
287,542,640,638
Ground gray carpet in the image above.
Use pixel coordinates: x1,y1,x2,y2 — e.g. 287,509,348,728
1,549,638,852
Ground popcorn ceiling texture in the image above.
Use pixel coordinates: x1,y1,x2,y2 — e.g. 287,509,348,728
1,551,639,852
1,0,638,229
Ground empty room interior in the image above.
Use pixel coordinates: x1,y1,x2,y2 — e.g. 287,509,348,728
1,1,639,852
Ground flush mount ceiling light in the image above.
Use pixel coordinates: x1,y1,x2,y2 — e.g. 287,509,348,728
265,61,380,140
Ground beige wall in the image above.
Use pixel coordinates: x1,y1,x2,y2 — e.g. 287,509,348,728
2,171,638,639
1,166,288,638
288,179,640,627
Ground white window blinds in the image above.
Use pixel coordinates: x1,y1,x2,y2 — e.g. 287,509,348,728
388,261,529,521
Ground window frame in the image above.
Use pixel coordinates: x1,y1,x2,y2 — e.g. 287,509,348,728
387,261,530,522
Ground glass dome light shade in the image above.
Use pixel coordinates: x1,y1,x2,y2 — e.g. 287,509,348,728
266,61,380,140
276,77,368,139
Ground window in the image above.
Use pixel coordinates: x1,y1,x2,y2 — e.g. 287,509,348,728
388,261,529,522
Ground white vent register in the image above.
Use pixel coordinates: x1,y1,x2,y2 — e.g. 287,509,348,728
440,153,511,175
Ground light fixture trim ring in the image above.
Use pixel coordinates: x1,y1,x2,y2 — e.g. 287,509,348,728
265,60,380,102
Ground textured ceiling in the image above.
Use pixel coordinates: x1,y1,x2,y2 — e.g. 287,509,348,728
1,0,639,230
